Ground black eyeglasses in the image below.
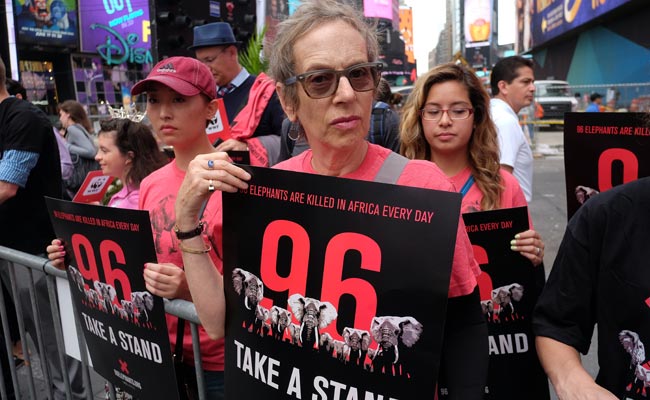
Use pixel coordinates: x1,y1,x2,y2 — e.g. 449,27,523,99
284,62,383,99
420,108,474,121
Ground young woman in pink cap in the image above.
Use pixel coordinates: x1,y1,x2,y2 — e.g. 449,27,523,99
120,57,224,399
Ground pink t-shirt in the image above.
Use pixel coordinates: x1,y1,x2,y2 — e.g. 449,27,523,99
107,184,139,210
274,143,480,298
139,160,225,371
450,167,529,218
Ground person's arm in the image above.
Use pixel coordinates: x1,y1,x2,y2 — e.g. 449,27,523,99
65,125,97,158
0,181,18,205
0,149,39,204
174,152,251,340
536,336,617,400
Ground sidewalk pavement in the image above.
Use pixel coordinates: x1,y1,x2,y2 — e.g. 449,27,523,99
15,349,106,399
532,129,564,158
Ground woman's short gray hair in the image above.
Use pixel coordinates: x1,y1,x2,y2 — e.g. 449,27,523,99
267,0,379,110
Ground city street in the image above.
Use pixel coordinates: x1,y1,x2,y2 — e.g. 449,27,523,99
530,128,599,399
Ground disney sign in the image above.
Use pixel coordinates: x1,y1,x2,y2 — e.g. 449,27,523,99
91,23,153,66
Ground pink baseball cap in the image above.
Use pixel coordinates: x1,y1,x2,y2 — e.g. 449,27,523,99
131,56,216,99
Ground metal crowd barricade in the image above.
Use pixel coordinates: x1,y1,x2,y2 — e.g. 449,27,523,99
0,246,207,400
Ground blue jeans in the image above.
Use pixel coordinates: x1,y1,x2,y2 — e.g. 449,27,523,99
181,363,224,400
204,369,225,400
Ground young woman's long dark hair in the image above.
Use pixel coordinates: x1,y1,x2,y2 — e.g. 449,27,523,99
99,118,167,187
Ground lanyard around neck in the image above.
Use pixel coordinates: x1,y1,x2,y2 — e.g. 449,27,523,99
460,175,475,198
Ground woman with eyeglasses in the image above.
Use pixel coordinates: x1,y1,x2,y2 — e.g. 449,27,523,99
175,1,486,398
401,63,545,263
400,63,546,396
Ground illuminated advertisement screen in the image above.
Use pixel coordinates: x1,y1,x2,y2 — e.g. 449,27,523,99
364,0,393,20
465,45,491,69
464,0,493,48
13,0,78,47
288,0,302,15
532,0,633,47
79,0,152,66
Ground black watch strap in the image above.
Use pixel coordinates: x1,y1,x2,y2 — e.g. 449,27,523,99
174,221,205,240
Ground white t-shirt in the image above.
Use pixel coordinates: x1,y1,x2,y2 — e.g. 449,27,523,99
490,98,534,201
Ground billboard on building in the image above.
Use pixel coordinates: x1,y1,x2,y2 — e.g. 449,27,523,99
364,0,393,21
465,45,490,70
400,7,415,64
515,0,533,53
13,0,78,47
288,0,302,15
19,60,58,114
78,0,152,66
529,0,633,49
464,0,493,48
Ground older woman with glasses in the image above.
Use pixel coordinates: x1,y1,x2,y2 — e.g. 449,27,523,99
174,1,485,397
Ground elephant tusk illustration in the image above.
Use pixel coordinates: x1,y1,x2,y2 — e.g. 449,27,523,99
244,296,251,310
315,327,320,347
393,346,399,364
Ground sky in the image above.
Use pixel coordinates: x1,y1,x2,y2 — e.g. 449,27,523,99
404,0,516,76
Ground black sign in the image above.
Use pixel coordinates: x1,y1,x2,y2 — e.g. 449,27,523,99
460,207,549,400
45,198,179,399
564,112,650,219
222,166,462,399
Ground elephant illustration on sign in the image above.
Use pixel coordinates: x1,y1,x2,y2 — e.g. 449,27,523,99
480,299,494,322
370,316,423,377
253,305,270,337
93,281,117,314
132,291,154,328
319,332,345,360
232,268,264,332
287,294,337,350
68,266,85,292
491,283,524,322
149,193,175,254
270,306,292,341
343,327,372,368
619,330,650,397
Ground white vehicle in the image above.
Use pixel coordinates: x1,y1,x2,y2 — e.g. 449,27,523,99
534,80,579,124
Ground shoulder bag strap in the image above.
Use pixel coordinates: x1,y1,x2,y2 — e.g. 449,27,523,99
374,151,409,184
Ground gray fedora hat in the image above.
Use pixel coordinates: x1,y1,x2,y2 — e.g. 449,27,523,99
188,22,241,50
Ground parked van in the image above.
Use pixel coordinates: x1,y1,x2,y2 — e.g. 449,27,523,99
534,80,579,125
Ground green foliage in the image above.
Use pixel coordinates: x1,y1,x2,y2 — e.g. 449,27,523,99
102,178,123,205
239,26,268,75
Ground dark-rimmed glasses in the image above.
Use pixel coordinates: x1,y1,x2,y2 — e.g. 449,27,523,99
284,62,383,99
420,108,474,121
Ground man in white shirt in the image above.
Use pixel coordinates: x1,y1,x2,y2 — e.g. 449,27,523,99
490,56,536,201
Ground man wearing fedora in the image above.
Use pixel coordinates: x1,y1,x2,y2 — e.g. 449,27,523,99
189,22,285,166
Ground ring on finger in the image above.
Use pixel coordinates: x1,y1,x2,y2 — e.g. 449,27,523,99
207,159,215,169
208,179,215,192
535,247,541,256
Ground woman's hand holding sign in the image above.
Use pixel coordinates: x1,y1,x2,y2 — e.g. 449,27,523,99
143,262,191,301
510,229,545,266
46,238,68,270
175,152,250,231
